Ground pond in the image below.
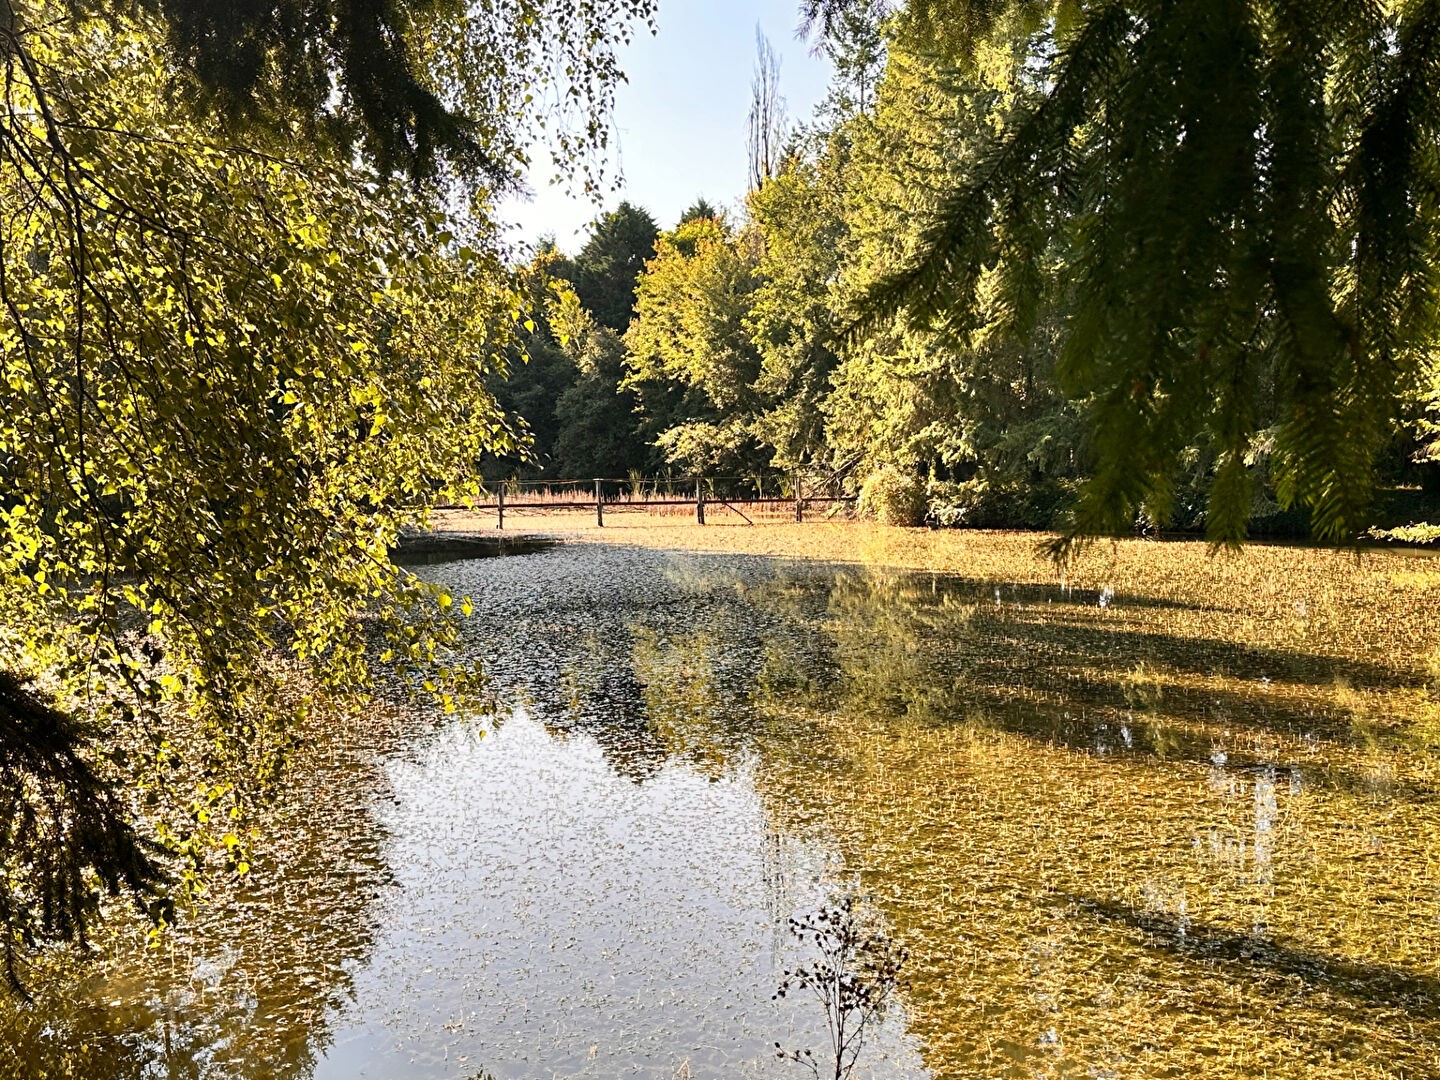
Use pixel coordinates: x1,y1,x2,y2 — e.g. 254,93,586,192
4,540,1440,1079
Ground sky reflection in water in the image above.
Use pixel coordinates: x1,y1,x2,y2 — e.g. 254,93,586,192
312,713,921,1078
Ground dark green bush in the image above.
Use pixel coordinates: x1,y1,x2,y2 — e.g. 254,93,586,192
926,477,1076,530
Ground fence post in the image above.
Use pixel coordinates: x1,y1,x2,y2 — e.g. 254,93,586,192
497,485,505,530
794,470,803,522
695,478,705,525
595,479,604,527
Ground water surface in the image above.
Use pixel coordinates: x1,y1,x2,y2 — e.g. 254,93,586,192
4,540,1439,1079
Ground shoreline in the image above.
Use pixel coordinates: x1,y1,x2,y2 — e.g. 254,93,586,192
427,507,1440,577
426,509,1440,688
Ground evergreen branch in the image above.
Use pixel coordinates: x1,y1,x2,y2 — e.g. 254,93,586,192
844,1,1130,345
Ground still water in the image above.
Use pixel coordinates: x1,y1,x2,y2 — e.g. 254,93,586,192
4,541,1440,1079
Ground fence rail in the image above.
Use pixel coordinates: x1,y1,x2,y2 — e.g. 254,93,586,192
443,475,857,529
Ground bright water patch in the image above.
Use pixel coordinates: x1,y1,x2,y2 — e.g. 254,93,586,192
312,714,924,1078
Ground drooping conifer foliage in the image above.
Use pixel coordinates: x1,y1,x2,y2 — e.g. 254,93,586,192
40,0,656,186
824,0,1440,547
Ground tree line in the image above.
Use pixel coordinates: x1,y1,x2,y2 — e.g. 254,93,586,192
492,1,1440,545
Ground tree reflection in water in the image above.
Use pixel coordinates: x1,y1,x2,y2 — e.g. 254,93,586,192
729,563,1439,1078
0,699,408,1080
579,551,1440,1079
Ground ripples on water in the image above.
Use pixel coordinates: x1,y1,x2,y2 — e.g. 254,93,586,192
4,541,1439,1079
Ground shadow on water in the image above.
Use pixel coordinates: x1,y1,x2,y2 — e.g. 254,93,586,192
389,532,559,565
1066,894,1440,1013
772,569,1438,801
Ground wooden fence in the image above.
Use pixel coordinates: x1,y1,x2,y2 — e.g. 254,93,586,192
453,475,857,529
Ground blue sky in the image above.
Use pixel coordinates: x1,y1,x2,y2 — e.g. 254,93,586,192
499,1,833,252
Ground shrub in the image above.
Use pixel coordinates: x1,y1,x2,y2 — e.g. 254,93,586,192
858,467,926,526
926,476,1076,529
1367,522,1440,546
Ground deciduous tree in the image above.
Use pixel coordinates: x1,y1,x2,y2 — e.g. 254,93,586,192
624,217,766,472
0,0,649,980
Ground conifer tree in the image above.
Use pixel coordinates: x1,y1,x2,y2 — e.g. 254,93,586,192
809,0,1440,546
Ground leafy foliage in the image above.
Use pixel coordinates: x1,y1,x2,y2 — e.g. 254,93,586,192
561,201,660,332
551,293,658,477
0,0,643,968
1366,522,1440,546
747,153,848,470
857,467,926,526
818,30,1084,513
482,0,1438,547
679,197,722,225
623,216,766,472
807,0,889,121
484,206,660,480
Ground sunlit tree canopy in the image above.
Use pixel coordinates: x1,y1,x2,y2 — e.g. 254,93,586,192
0,0,652,984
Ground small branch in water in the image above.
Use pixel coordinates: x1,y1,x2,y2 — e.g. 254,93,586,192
774,894,907,1080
